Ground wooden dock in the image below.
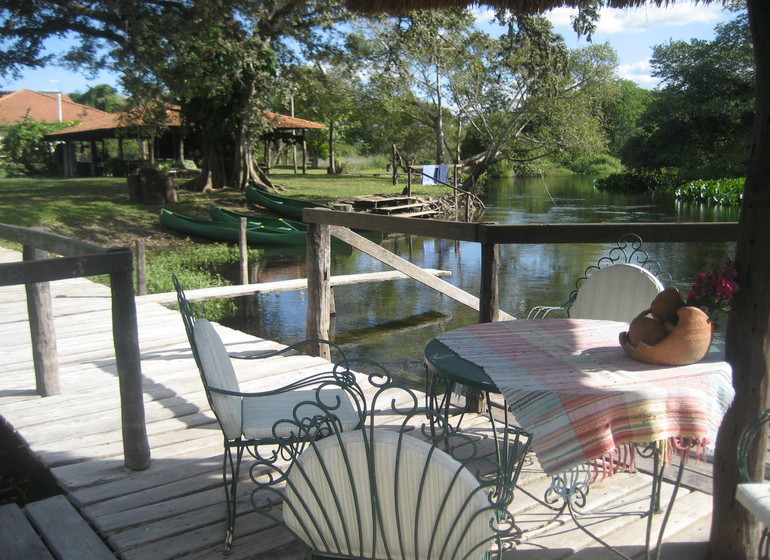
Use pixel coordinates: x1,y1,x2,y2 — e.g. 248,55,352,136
0,245,716,560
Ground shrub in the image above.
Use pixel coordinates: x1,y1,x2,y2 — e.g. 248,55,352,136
146,243,263,320
595,169,684,193
569,154,623,176
0,119,77,176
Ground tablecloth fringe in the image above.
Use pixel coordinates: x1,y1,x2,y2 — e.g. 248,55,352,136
592,437,709,480
593,443,637,479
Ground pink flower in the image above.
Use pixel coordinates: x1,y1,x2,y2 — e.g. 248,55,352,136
685,262,739,318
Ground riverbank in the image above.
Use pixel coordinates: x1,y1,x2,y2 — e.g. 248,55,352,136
0,169,448,251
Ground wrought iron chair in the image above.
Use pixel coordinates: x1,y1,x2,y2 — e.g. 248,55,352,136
249,368,532,560
736,408,770,560
173,275,361,553
526,233,671,323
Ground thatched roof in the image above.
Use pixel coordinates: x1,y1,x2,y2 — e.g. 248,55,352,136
343,0,714,15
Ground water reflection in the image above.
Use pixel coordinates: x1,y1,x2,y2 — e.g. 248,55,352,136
221,175,738,386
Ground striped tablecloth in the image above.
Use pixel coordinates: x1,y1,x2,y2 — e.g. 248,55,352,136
436,319,735,475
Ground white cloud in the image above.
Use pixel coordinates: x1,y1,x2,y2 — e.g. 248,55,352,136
548,2,728,35
473,7,497,27
618,58,658,89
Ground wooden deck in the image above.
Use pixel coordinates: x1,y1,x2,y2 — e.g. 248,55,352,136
0,246,715,560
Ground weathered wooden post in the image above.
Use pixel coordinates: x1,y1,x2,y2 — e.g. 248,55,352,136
479,241,500,324
239,218,248,285
22,244,60,396
109,247,151,470
134,239,146,296
306,221,332,360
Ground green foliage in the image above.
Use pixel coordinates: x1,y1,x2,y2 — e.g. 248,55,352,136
568,154,623,175
511,159,555,177
594,169,684,193
672,178,744,207
146,244,262,320
486,160,515,178
600,79,654,157
0,119,77,176
622,13,754,178
70,85,126,112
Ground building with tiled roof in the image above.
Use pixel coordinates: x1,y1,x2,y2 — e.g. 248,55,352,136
45,107,325,177
0,89,110,129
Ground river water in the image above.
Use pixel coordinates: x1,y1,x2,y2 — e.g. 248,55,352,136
222,175,739,386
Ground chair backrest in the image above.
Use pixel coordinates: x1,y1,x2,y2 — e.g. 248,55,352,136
249,378,531,560
283,428,493,560
173,274,199,364
193,317,243,440
570,263,664,323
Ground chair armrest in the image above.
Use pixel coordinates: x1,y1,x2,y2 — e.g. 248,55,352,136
526,304,569,319
230,338,348,362
737,483,770,527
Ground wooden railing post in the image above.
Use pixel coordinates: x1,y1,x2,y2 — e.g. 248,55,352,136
306,222,332,360
479,242,500,323
239,218,248,285
22,244,59,396
109,248,151,470
134,239,146,296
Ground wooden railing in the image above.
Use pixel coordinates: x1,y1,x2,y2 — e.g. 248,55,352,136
0,224,150,471
303,208,739,358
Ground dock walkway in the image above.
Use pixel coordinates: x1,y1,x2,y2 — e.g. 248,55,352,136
0,246,714,559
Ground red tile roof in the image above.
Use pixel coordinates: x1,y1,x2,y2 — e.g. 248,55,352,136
45,106,182,139
0,89,111,127
264,111,325,130
46,107,324,140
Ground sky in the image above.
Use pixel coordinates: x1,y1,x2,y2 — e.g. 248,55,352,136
1,1,740,95
541,2,739,88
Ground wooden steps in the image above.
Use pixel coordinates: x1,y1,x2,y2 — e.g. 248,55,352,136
335,194,440,218
1,496,117,560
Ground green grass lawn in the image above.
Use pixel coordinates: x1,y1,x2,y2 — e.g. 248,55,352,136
0,170,451,249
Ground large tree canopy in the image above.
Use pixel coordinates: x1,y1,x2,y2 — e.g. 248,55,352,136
0,0,346,190
621,12,754,179
349,9,617,188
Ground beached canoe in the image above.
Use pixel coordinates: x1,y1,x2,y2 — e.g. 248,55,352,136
159,209,307,247
244,186,329,221
208,205,307,232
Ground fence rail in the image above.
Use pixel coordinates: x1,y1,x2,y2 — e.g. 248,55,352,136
0,223,150,471
303,208,739,352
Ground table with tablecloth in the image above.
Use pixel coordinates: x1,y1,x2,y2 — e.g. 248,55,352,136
432,318,735,476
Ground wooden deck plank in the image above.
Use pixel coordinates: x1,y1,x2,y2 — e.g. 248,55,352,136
0,503,55,560
25,496,117,560
0,246,718,560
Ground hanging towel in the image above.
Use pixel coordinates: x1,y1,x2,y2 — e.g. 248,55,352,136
422,165,436,185
436,164,450,184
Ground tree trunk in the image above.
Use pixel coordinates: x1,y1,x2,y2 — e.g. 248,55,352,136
182,120,274,192
709,1,770,558
435,65,445,165
328,119,337,174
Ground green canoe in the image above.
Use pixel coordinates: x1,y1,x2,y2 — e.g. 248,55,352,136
244,186,329,221
159,209,307,247
208,205,307,232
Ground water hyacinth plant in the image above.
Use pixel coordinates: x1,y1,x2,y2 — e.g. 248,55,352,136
675,178,744,207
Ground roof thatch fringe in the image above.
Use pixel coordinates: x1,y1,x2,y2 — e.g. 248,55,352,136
343,0,714,16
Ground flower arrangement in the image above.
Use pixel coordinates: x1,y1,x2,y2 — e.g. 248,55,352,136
685,262,739,319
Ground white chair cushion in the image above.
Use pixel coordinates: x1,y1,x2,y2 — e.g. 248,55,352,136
284,429,492,560
242,389,360,439
571,263,664,323
194,318,242,440
737,483,770,527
